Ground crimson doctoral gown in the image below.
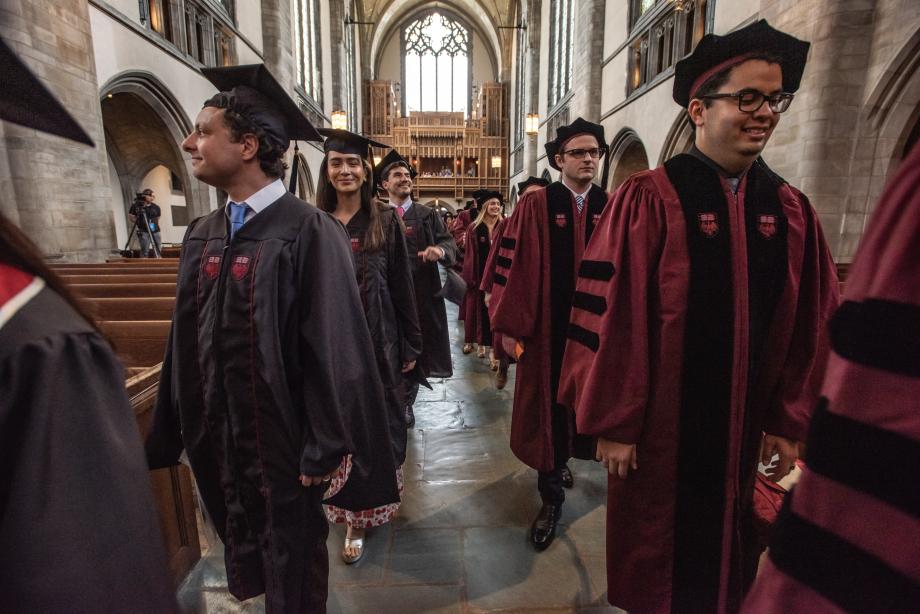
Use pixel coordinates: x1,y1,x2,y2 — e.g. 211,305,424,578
480,216,510,360
559,155,839,614
743,143,920,613
488,181,608,471
461,221,495,346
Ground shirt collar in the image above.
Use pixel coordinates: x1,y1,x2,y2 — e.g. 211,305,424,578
561,179,591,200
689,144,749,194
225,179,286,217
390,196,413,211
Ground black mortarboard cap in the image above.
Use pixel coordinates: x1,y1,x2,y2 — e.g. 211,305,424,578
516,176,550,194
0,38,93,145
201,64,322,146
374,148,417,189
544,117,606,171
318,128,388,160
673,19,810,108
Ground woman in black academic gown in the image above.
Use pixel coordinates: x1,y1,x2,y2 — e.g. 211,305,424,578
316,129,422,564
461,192,504,364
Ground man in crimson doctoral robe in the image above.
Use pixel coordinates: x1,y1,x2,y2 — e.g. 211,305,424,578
145,65,399,613
558,21,840,613
743,143,920,614
487,118,609,551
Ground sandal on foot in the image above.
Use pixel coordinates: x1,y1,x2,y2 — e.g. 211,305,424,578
477,346,486,358
462,343,474,354
342,537,365,564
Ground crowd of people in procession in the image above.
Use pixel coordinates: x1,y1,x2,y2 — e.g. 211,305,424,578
1,18,917,614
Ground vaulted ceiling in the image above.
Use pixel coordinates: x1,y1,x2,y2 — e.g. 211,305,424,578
355,0,522,80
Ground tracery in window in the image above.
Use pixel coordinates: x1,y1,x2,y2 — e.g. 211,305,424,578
628,0,707,94
548,0,573,108
294,0,322,104
403,12,470,114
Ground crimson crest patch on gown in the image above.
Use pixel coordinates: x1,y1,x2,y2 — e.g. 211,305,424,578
350,237,362,252
405,225,416,237
231,255,251,280
698,212,719,238
202,255,221,279
757,214,778,239
479,235,487,243
592,213,602,225
555,213,567,228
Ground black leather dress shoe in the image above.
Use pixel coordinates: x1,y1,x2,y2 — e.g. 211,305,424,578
405,404,415,428
530,503,562,551
561,464,574,489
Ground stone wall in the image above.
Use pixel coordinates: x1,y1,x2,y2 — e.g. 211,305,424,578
570,0,607,121
0,0,115,261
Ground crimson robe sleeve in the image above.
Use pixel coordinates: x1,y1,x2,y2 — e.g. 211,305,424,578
762,189,840,441
387,213,423,364
559,177,667,444
479,217,508,293
460,224,480,287
488,193,543,340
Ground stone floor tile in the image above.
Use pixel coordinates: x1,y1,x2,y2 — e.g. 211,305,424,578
383,527,463,585
327,584,463,614
326,523,392,586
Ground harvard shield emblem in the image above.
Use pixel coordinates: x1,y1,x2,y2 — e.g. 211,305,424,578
757,214,778,239
231,255,251,280
350,237,362,253
555,213,567,228
592,213,602,225
202,255,221,280
405,224,416,237
698,212,719,238
479,235,487,243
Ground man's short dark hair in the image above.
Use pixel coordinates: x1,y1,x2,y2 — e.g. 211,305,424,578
687,52,784,131
381,161,410,184
221,108,287,179
141,188,154,196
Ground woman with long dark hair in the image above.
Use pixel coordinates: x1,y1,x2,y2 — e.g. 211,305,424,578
315,130,423,564
461,191,504,366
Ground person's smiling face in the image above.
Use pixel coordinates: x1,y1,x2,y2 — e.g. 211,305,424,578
326,151,366,195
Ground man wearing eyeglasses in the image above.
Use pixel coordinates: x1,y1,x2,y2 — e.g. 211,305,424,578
486,117,609,551
558,21,840,613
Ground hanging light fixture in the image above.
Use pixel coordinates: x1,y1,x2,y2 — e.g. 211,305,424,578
525,113,539,135
331,110,348,131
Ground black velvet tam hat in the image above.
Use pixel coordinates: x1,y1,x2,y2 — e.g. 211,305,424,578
673,19,810,108
516,176,550,193
318,129,388,159
374,148,417,188
544,117,606,171
201,64,322,146
473,189,503,206
0,38,93,145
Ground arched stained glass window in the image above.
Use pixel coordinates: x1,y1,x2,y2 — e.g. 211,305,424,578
403,13,470,114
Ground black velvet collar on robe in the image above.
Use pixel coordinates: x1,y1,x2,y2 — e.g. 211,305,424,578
664,153,788,611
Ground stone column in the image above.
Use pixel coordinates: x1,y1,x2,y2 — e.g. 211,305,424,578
0,0,116,261
525,0,542,176
570,0,606,121
260,0,295,89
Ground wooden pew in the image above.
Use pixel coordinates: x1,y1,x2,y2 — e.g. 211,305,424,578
52,266,179,275
100,320,172,367
59,273,178,284
71,283,177,298
90,297,176,321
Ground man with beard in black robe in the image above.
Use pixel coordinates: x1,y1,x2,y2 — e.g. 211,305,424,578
375,149,457,426
144,64,399,613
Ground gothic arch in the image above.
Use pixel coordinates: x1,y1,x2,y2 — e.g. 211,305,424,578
540,169,553,183
604,128,650,192
99,71,210,222
295,153,316,201
370,0,501,82
659,111,694,165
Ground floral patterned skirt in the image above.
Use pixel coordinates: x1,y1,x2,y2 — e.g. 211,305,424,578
324,467,404,529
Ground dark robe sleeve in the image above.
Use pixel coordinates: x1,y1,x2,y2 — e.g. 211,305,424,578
295,211,398,487
387,213,423,364
559,177,667,444
0,330,177,612
762,189,840,441
146,220,199,469
488,192,544,341
428,210,458,268
460,224,480,287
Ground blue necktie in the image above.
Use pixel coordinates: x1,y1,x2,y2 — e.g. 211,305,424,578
229,202,249,238
575,194,585,214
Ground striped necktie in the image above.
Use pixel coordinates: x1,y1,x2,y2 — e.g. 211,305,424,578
575,194,585,214
229,202,249,238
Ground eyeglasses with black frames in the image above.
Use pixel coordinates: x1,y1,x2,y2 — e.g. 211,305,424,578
560,147,608,160
700,89,795,114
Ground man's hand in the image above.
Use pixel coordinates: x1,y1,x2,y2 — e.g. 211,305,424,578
418,246,444,262
299,473,333,487
401,359,416,373
761,433,798,483
501,336,520,358
596,438,637,479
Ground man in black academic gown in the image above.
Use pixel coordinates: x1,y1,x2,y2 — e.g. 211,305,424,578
144,64,399,613
0,38,177,612
375,149,457,426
